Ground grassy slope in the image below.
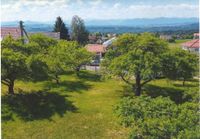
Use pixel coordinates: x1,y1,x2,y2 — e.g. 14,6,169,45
2,71,198,139
2,72,129,139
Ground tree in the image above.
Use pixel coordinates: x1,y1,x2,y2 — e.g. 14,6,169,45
56,40,93,76
101,33,167,96
1,35,55,94
71,15,89,45
54,16,70,40
1,36,29,94
161,48,198,86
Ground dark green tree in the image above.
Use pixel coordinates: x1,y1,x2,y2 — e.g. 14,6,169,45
71,15,89,45
53,16,70,40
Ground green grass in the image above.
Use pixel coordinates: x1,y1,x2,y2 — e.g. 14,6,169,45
2,72,129,139
2,71,198,139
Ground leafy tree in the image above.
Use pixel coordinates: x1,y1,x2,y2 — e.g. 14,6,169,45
56,40,93,76
71,15,89,45
161,48,198,86
1,35,55,94
54,16,70,40
102,33,167,96
1,36,29,94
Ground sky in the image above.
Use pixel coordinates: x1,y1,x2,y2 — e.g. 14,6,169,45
1,0,199,22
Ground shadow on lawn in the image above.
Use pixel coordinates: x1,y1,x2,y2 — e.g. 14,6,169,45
44,80,92,93
77,71,101,82
2,91,77,121
143,84,185,104
119,84,186,104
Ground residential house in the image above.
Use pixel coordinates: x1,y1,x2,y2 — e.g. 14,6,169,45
182,39,199,53
182,33,199,53
1,27,22,40
85,44,106,65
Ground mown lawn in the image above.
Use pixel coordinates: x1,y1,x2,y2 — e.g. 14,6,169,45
2,71,198,139
2,71,129,139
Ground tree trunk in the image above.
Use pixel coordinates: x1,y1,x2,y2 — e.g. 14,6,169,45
8,80,14,95
134,74,141,96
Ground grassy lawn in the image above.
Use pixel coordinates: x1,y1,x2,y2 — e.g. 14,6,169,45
2,71,198,139
2,71,129,139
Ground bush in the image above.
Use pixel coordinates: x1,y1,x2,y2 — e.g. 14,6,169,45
115,96,199,139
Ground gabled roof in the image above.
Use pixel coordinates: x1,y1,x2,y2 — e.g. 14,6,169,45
1,27,21,39
86,44,106,53
182,39,199,48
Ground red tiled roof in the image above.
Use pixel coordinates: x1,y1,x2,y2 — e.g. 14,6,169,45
1,27,21,39
86,44,106,53
194,33,199,36
182,39,199,48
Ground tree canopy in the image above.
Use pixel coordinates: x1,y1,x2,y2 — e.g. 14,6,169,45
161,48,198,86
102,33,168,96
71,15,89,45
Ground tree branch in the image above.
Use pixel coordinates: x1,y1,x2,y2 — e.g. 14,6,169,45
120,74,132,85
141,79,152,86
1,80,10,86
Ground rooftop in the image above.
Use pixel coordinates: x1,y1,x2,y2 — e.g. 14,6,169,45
86,44,106,53
1,27,21,39
182,39,199,48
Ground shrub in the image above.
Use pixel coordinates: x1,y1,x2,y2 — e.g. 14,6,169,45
115,96,199,139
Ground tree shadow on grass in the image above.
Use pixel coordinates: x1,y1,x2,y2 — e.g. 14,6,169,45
44,80,92,93
2,91,77,122
143,84,185,104
118,84,186,104
77,71,101,82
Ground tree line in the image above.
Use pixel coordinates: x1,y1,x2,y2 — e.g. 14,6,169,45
53,15,88,45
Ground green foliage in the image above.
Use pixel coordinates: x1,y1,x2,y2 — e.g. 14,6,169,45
161,48,198,85
53,16,70,40
1,36,29,94
71,15,89,45
46,40,93,79
1,35,56,94
102,33,167,95
115,96,199,139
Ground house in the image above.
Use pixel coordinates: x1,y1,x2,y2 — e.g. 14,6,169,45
88,35,97,44
193,33,199,39
85,44,106,65
182,39,199,53
1,27,22,40
181,33,199,54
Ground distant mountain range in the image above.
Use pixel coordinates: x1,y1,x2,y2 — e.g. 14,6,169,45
1,18,199,33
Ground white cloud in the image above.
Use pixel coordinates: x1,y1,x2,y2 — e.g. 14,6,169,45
1,0,199,22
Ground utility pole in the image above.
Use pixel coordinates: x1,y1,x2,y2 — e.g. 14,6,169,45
19,21,29,44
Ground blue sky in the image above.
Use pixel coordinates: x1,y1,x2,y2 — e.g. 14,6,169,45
1,0,199,22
